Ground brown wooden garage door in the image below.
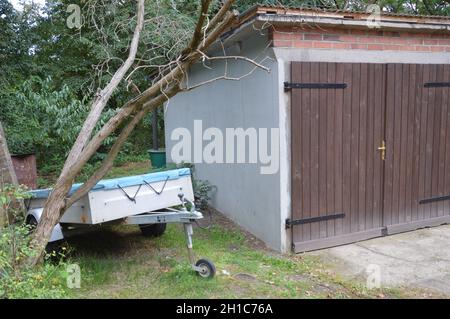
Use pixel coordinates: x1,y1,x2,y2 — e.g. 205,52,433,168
290,62,450,253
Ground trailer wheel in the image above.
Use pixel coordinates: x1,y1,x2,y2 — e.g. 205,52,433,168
139,223,167,237
195,259,216,279
26,216,60,254
26,215,38,232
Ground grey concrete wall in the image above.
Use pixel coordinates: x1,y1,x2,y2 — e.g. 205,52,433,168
165,26,450,253
165,33,284,251
276,58,291,253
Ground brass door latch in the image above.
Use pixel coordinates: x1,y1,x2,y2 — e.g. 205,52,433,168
378,140,386,161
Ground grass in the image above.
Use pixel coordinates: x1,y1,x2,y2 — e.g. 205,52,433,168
104,160,152,179
62,212,430,299
37,154,151,188
37,160,440,299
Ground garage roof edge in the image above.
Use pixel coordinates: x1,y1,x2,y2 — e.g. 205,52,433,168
232,5,450,36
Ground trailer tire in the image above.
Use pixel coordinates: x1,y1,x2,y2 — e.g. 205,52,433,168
195,259,216,279
26,216,61,254
26,215,38,232
139,223,167,237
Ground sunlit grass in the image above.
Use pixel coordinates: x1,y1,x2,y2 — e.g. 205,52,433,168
65,222,416,299
36,160,437,299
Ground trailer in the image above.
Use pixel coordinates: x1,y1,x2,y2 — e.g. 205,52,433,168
25,168,216,278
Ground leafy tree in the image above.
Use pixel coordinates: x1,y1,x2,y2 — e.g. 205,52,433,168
1,0,195,162
0,0,40,89
380,0,450,15
233,0,450,13
1,0,449,265
1,76,115,158
3,0,448,162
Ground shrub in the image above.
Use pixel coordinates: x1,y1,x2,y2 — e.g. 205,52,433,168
193,180,215,211
0,184,68,299
0,76,116,165
148,163,216,211
0,224,68,299
171,163,216,211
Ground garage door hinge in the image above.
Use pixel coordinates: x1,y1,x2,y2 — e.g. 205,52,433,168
285,213,346,229
284,82,347,92
424,82,450,88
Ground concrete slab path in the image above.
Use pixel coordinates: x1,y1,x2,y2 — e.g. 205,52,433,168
310,225,450,296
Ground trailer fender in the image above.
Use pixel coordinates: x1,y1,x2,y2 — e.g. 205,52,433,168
26,208,64,242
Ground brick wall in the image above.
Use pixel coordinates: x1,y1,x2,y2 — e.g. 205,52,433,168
271,26,450,52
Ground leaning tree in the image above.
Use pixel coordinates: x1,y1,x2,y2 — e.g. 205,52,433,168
27,0,274,266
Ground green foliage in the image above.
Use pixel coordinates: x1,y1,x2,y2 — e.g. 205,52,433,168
0,0,40,90
2,76,85,154
233,0,450,14
234,0,315,11
148,162,216,210
372,0,449,15
0,184,68,299
35,0,197,98
0,224,68,299
182,164,217,210
143,107,166,149
1,76,115,163
68,222,418,299
1,0,448,184
193,180,216,211
0,184,31,210
1,0,200,177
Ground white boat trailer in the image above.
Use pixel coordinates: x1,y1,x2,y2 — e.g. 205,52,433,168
26,168,216,278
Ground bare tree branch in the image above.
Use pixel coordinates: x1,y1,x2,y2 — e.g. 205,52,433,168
61,6,240,189
196,50,271,72
65,86,180,207
61,0,145,177
28,0,246,267
186,0,213,52
184,56,272,91
206,0,236,33
343,0,351,11
197,10,240,55
100,7,239,121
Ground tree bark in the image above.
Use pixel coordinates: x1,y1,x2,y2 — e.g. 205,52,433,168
66,85,180,208
0,122,22,227
27,0,237,267
27,0,146,265
61,0,145,177
152,108,158,150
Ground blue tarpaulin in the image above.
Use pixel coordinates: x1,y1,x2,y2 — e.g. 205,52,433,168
30,168,191,199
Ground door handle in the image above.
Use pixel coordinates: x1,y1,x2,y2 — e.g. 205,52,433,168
377,141,386,161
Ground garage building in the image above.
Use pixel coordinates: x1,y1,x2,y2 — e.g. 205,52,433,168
165,6,450,253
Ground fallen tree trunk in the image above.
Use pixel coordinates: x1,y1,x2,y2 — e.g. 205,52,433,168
28,0,239,266
0,122,22,227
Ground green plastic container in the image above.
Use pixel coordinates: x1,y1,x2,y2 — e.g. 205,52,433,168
148,149,166,168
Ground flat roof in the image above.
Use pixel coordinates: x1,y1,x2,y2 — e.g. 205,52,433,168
231,5,450,34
